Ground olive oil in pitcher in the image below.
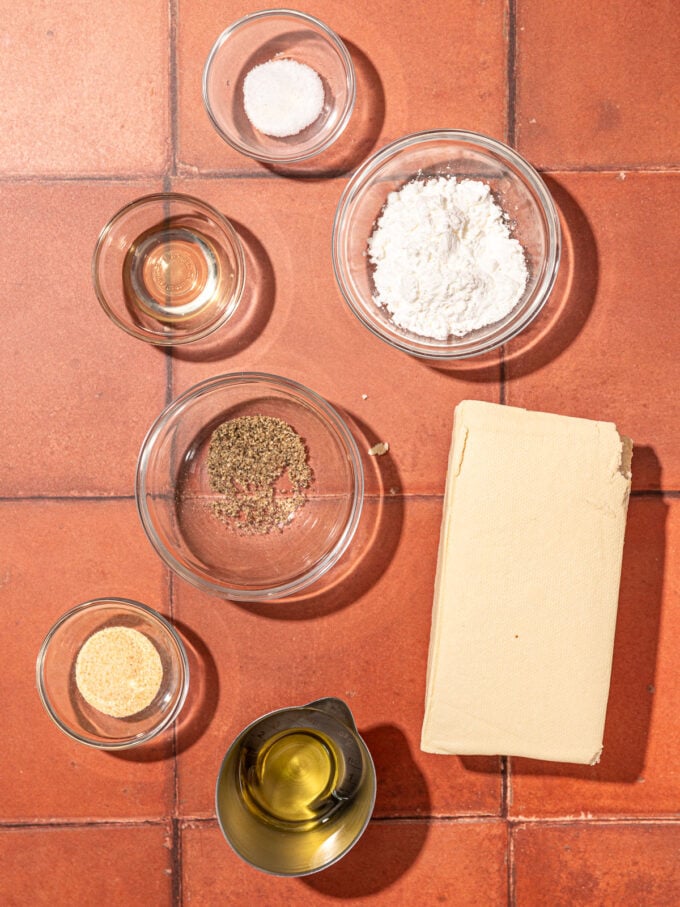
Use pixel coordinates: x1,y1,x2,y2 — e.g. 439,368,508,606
239,727,351,830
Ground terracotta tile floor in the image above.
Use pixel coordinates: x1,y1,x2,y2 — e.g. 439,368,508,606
1,1,678,904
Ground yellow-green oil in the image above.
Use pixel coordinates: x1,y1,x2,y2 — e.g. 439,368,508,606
239,727,344,831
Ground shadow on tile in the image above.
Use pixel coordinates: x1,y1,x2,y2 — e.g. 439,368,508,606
503,176,598,377
263,39,385,180
364,723,432,818
510,446,665,782
458,755,505,775
170,219,275,363
303,724,429,898
110,620,219,763
426,348,502,384
233,410,405,620
171,619,220,755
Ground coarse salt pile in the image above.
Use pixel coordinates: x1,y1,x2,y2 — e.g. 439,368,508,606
367,176,529,340
243,58,325,138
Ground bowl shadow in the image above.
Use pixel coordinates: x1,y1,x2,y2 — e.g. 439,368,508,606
263,38,385,180
169,618,220,756
303,724,430,898
109,618,219,763
427,176,597,385
427,348,503,384
502,176,599,377
170,219,275,363
233,409,405,620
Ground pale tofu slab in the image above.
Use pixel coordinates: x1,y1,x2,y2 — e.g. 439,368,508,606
421,401,632,764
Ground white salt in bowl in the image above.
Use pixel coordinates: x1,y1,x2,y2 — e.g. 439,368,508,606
36,598,189,750
332,130,561,359
203,9,356,164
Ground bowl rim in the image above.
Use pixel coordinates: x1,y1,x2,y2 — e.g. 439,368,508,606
202,8,357,164
331,128,562,360
135,371,365,601
36,597,190,750
91,191,247,346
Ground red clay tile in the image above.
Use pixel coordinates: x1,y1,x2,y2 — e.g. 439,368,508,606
0,500,173,821
515,3,680,168
509,497,680,818
513,822,680,907
0,825,173,906
174,497,502,819
0,2,169,177
170,176,501,496
182,818,508,904
176,0,509,175
0,181,168,496
506,172,680,491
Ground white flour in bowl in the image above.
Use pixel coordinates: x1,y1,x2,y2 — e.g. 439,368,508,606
367,176,528,339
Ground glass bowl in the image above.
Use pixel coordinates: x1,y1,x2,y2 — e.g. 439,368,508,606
93,193,246,346
136,373,364,601
203,9,356,164
332,129,561,359
36,598,189,749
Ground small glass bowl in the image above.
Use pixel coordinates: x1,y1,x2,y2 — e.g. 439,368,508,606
332,129,561,359
36,598,189,749
93,193,246,346
136,373,364,601
203,9,356,164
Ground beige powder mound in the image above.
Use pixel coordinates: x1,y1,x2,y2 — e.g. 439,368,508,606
75,626,163,718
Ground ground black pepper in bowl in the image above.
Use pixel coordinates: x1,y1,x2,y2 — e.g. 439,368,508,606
136,373,364,601
206,414,313,534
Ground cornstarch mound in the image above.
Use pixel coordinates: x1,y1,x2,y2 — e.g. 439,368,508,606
367,177,528,339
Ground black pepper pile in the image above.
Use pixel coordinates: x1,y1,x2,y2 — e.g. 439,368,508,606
206,414,313,534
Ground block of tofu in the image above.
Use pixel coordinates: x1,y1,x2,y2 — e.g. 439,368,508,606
421,401,632,764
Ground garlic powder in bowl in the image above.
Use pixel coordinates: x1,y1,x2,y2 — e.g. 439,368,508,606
75,626,163,718
37,598,189,749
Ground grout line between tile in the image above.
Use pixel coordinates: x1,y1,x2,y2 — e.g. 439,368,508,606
177,815,508,828
499,349,507,405
0,173,167,184
507,820,516,907
505,0,517,148
370,815,503,824
0,495,135,503
0,819,168,830
1,490,679,504
6,814,680,832
165,349,174,404
0,167,677,186
501,757,512,905
171,816,182,907
508,816,680,827
174,167,355,181
168,0,179,179
537,164,680,174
